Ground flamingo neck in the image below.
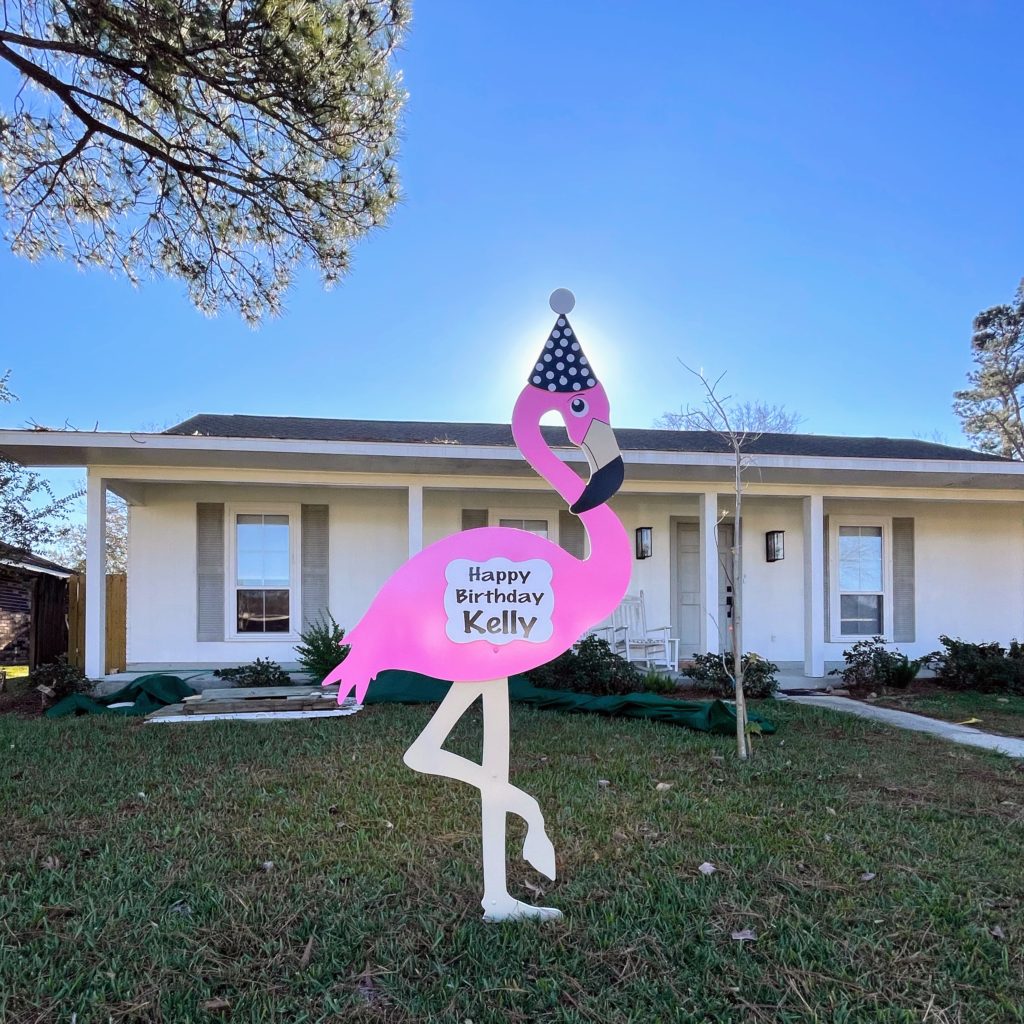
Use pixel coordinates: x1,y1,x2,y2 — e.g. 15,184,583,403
513,415,632,612
513,416,588,508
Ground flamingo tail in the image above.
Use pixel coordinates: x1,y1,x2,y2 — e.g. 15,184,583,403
320,637,377,705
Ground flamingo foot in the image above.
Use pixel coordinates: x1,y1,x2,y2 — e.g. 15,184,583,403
482,894,563,923
522,826,557,880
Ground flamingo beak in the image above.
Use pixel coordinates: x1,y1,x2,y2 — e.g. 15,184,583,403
571,419,624,514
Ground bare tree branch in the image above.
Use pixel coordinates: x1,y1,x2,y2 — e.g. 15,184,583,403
680,361,753,760
656,399,804,435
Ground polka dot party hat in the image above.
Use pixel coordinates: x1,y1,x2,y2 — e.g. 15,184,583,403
528,289,599,393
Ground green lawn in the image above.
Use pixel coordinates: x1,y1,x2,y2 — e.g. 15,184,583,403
870,690,1024,739
1,702,1022,1023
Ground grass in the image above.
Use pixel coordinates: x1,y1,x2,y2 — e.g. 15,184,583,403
1,702,1022,1023
868,690,1024,739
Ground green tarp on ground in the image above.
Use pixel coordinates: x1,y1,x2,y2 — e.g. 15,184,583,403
45,674,198,719
364,671,776,735
44,670,775,736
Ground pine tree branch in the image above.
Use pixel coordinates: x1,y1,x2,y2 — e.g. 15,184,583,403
0,39,254,198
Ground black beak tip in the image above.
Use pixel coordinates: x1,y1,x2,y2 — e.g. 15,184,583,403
570,457,625,515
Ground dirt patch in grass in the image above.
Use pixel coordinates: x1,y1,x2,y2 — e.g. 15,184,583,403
0,680,44,718
663,686,723,701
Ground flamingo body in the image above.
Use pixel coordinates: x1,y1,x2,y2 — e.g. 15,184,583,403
326,518,631,702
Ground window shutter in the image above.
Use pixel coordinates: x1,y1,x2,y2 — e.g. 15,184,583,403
301,504,330,631
196,503,225,641
892,518,915,642
461,509,488,531
822,515,830,640
558,510,586,559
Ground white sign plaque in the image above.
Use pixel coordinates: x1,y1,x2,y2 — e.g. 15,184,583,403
444,558,554,645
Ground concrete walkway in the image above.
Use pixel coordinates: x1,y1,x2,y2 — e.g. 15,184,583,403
784,694,1024,758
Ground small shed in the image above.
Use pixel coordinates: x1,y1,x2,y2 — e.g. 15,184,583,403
0,544,75,670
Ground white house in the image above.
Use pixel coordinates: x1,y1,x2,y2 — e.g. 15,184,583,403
3,414,1023,679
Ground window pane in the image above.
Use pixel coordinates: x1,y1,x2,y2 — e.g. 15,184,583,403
499,518,549,538
237,589,265,633
236,518,264,552
263,521,290,553
838,526,882,592
235,514,290,587
236,589,290,633
263,551,290,587
840,594,882,635
236,551,264,587
262,589,290,632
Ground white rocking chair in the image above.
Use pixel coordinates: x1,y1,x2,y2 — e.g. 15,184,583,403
610,591,679,671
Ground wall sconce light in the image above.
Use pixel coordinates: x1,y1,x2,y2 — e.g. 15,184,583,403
635,526,653,560
766,530,785,562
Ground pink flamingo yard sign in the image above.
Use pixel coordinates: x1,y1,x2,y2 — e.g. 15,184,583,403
323,290,632,920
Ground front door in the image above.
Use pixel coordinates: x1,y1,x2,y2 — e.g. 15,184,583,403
718,524,735,652
675,523,700,659
675,521,736,657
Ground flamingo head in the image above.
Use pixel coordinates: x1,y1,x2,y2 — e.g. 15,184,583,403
514,362,625,515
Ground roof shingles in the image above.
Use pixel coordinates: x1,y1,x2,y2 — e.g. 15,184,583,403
165,414,1011,464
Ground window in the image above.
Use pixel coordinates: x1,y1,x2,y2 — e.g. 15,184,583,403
830,518,892,640
230,509,298,636
498,518,549,538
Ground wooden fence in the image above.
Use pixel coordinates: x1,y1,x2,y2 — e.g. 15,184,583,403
68,573,127,674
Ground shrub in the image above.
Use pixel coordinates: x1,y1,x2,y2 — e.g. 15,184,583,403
831,637,923,690
640,669,679,695
526,635,646,696
930,635,1024,694
295,613,349,681
30,655,90,703
686,651,779,699
214,658,292,687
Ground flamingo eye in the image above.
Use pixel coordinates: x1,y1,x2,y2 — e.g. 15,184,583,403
570,398,588,417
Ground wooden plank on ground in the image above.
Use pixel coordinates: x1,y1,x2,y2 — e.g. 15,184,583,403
195,686,336,700
180,697,340,714
147,700,361,724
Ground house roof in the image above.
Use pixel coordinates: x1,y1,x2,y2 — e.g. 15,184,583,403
3,413,1023,495
0,542,75,578
165,413,1009,464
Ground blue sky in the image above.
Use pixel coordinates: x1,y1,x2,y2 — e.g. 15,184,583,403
2,1,1023,502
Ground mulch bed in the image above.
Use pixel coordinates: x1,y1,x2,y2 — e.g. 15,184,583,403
838,679,954,701
0,684,45,718
672,687,732,701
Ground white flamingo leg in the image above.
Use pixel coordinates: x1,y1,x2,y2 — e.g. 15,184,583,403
402,680,489,792
478,679,561,922
402,679,561,922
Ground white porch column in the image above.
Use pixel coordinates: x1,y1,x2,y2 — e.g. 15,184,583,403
803,494,825,677
85,472,107,678
408,484,424,557
698,491,719,653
